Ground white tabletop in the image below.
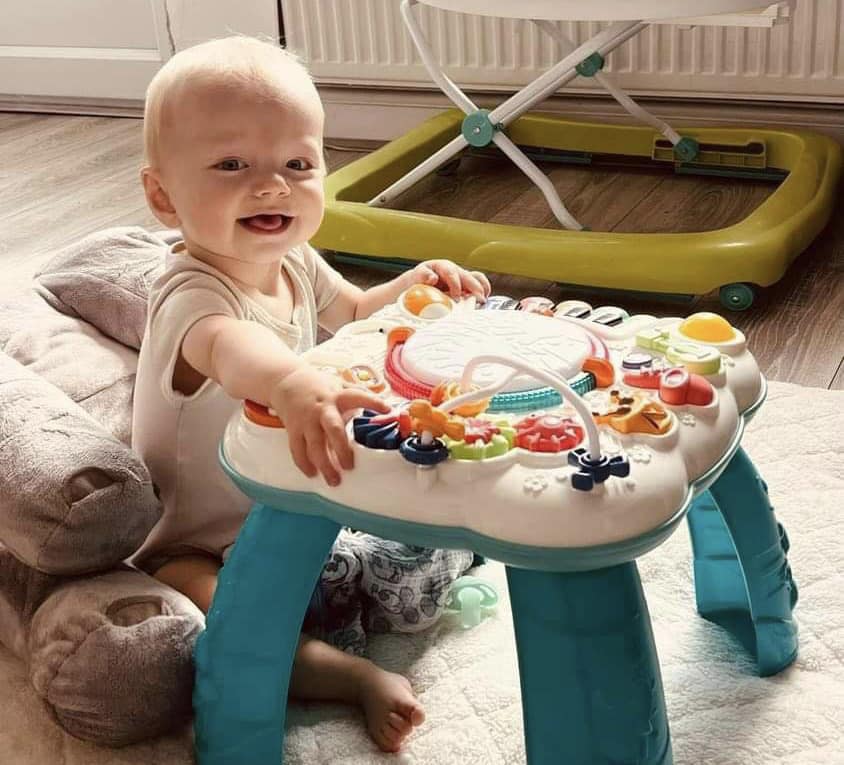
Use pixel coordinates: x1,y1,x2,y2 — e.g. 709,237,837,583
416,0,771,21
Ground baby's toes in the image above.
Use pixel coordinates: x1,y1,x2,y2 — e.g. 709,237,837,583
397,699,426,727
388,711,413,737
373,721,402,753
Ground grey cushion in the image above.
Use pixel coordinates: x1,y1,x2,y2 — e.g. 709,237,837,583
33,227,175,350
0,291,138,443
0,350,162,575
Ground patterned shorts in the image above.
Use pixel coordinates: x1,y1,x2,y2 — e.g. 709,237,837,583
303,529,476,655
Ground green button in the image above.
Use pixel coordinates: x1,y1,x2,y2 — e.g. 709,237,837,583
665,341,722,375
636,328,670,352
637,329,722,375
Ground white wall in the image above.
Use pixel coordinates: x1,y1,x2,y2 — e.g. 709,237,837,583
0,0,279,103
283,0,844,103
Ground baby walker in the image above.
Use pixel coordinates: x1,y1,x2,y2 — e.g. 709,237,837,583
311,0,841,310
192,288,798,764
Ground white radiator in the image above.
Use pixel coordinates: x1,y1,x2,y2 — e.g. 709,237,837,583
282,0,844,103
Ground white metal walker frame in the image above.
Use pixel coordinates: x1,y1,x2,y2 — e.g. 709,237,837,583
371,1,793,231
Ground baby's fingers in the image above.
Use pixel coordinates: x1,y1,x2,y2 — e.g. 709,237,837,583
322,408,354,471
336,388,390,417
414,264,438,285
461,271,489,302
434,263,462,298
288,429,318,480
471,270,492,297
305,426,341,487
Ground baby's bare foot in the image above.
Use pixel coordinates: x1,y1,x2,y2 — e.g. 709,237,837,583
358,666,425,753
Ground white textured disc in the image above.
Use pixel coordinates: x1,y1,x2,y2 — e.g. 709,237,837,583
402,311,595,392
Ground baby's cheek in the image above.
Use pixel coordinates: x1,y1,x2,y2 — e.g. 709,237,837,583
304,177,325,199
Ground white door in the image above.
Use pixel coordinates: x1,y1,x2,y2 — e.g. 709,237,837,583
0,0,280,104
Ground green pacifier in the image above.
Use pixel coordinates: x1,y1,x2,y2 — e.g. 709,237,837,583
445,575,499,629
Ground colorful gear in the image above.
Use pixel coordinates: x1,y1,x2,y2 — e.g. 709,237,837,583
352,408,412,450
514,413,585,453
445,418,516,461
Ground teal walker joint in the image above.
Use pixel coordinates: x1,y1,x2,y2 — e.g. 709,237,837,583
575,52,605,77
462,110,501,148
445,575,499,628
674,137,701,163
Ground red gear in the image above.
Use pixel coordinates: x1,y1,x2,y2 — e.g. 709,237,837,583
514,413,584,453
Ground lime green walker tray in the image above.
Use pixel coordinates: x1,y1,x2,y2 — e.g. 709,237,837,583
314,1,842,312
315,109,840,312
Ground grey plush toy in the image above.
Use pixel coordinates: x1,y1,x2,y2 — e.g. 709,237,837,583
0,227,204,745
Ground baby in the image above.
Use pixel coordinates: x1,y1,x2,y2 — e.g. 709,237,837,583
132,35,490,752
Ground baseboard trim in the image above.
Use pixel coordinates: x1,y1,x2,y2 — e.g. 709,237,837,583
321,86,844,145
4,88,844,146
0,95,143,117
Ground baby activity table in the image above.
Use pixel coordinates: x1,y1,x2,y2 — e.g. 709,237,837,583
193,289,798,764
312,1,841,310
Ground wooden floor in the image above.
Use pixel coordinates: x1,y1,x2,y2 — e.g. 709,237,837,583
1,112,842,389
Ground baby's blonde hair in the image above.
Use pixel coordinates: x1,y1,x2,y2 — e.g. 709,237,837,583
143,36,316,167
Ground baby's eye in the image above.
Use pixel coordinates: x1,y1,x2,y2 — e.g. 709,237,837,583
287,158,313,171
215,158,247,171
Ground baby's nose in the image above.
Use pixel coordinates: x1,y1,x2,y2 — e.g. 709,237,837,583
254,174,291,197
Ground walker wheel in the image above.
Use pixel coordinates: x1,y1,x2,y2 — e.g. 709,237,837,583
719,283,756,312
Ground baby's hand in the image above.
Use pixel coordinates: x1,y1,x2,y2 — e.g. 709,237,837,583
408,260,491,302
271,366,390,486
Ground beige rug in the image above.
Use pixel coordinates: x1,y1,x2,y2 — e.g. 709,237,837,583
1,379,842,765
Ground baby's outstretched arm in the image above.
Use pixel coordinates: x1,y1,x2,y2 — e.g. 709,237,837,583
182,315,389,485
319,260,492,331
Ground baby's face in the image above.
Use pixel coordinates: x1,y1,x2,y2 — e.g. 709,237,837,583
155,77,326,266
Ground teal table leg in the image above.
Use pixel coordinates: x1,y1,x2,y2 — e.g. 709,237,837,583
687,447,798,676
506,564,672,765
193,504,340,765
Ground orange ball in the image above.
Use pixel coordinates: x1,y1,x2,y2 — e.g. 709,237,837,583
403,285,453,319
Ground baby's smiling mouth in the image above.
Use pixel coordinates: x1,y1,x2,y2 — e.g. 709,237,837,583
238,214,292,234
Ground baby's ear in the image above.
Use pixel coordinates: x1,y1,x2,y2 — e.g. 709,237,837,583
141,167,180,228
